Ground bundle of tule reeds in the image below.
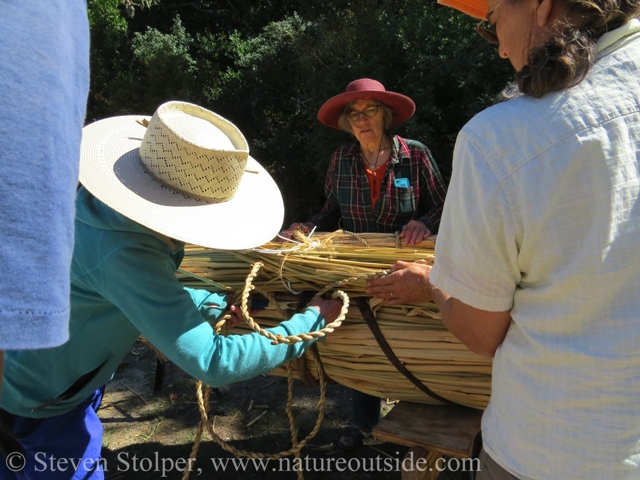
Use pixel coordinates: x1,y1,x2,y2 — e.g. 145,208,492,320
177,231,492,410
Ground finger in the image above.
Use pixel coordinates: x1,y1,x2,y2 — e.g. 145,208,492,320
370,291,389,299
366,273,397,287
408,228,421,246
366,284,392,296
409,226,423,245
385,297,404,306
412,224,428,245
403,227,417,246
390,260,411,271
228,317,239,328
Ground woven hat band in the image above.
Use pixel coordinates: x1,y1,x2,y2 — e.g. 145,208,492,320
139,101,249,202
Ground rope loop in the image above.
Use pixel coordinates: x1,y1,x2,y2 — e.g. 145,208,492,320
239,262,350,345
182,347,327,480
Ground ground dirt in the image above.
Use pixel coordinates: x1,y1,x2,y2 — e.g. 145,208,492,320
99,342,412,480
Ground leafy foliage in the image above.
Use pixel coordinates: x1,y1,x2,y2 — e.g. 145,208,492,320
87,0,512,225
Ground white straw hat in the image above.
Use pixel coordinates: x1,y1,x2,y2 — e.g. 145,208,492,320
79,101,284,250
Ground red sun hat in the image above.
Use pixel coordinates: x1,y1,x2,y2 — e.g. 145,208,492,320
317,78,416,130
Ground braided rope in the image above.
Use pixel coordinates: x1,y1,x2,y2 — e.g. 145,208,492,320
181,260,403,480
181,385,210,480
286,361,304,480
240,262,350,345
313,270,387,299
339,229,370,247
214,284,288,335
181,346,327,480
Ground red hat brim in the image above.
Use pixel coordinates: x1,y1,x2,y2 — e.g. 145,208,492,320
317,89,416,130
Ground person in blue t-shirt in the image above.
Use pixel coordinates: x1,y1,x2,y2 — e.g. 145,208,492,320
0,0,89,394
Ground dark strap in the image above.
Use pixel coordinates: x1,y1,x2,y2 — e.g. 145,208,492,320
355,297,457,406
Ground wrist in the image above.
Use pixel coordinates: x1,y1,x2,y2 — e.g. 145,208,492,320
416,217,431,229
426,278,449,308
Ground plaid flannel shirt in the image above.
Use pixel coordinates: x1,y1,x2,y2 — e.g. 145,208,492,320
309,135,447,233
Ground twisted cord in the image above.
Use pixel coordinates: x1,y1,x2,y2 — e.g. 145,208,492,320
339,229,370,247
240,262,350,345
286,361,303,480
181,347,328,480
181,383,210,480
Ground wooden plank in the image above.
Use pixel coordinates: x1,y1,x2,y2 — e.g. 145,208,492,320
401,447,437,480
373,402,482,458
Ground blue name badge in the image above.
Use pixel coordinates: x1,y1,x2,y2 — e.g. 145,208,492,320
394,178,410,188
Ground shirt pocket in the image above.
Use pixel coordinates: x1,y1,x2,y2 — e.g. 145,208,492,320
392,185,416,215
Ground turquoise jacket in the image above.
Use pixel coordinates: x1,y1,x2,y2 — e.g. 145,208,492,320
0,188,324,418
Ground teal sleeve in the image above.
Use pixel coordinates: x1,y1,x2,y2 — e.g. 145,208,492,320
100,244,325,387
185,288,228,322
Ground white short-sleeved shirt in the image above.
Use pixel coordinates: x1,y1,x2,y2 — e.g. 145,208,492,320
430,20,640,480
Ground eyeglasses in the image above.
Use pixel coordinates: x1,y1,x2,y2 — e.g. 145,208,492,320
348,104,381,122
475,11,499,45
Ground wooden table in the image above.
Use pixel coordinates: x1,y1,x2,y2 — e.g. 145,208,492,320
373,402,483,480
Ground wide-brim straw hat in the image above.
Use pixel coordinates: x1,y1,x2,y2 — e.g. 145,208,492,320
437,0,487,19
79,101,284,250
317,78,416,130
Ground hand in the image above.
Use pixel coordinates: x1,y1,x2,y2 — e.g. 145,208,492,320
226,305,243,329
400,220,430,246
366,261,433,305
279,222,315,240
309,297,343,324
222,305,261,329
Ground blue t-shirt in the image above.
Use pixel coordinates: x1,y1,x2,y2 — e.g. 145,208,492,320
0,0,90,349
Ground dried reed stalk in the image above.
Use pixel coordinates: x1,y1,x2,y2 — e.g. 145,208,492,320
177,231,492,410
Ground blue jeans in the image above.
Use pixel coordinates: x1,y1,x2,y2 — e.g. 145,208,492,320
0,388,105,480
351,389,381,430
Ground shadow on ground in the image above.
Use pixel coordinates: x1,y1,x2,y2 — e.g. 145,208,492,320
100,342,410,480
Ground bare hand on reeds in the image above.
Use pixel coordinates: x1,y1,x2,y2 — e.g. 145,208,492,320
278,222,315,241
399,220,431,246
309,297,344,324
366,260,432,305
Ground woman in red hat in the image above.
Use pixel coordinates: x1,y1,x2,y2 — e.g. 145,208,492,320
283,78,447,245
282,79,447,450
